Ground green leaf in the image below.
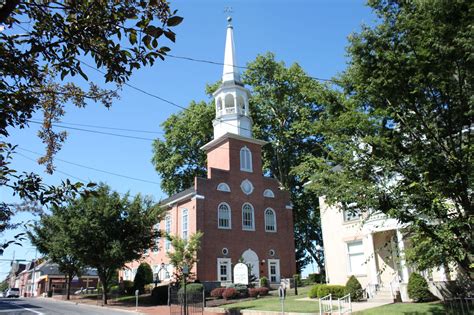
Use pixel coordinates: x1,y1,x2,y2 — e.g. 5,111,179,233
167,16,183,27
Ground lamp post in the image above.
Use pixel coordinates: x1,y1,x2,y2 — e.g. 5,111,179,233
182,265,189,315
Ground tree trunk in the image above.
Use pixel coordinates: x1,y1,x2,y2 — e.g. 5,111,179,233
66,274,72,300
100,275,108,305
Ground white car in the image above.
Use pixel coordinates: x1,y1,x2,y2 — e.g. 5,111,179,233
5,288,20,298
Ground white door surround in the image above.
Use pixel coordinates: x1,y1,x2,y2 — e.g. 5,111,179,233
242,249,259,279
267,259,280,283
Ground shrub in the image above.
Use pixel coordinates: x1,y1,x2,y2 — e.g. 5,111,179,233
408,273,432,302
123,280,134,295
293,274,302,287
259,276,269,288
210,287,226,299
345,276,363,301
308,284,324,298
222,287,238,300
316,285,346,298
134,263,154,294
257,287,269,296
248,288,259,298
178,283,204,296
308,273,325,284
151,285,169,305
109,285,120,294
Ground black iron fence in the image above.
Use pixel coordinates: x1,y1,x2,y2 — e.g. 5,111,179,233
443,297,474,315
169,286,204,315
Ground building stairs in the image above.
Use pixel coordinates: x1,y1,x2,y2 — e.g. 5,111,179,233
369,286,398,303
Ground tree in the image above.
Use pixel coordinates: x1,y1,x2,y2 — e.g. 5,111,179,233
166,231,203,284
133,262,153,294
29,205,85,300
1,0,182,243
152,101,214,195
151,54,329,271
244,53,329,272
302,0,473,276
58,184,162,304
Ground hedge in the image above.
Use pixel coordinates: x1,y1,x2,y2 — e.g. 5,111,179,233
408,273,432,302
309,284,346,298
222,287,238,300
259,276,269,288
248,288,259,298
345,276,363,301
257,287,269,296
178,283,204,296
210,287,226,299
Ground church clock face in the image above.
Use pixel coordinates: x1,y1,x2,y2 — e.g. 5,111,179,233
241,179,254,195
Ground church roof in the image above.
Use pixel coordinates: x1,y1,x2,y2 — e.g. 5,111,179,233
160,187,196,207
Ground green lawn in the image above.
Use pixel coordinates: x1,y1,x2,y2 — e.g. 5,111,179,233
354,302,449,315
222,286,321,313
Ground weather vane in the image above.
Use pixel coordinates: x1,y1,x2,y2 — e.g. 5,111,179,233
224,6,233,25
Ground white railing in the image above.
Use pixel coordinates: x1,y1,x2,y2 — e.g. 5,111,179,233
389,272,400,300
319,294,333,315
337,294,352,315
365,283,379,299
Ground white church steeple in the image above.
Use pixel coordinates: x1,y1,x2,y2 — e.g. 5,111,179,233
212,17,253,139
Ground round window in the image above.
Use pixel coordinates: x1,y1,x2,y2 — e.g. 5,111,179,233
240,179,254,195
222,248,229,255
269,249,275,257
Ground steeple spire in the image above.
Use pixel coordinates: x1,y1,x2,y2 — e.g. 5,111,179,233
211,17,252,140
222,17,241,83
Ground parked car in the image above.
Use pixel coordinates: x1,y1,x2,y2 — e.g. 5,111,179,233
74,287,97,295
5,288,20,298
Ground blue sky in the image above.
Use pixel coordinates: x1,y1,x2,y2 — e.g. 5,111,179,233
1,0,375,278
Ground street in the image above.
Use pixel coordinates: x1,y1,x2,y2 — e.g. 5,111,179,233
0,298,136,315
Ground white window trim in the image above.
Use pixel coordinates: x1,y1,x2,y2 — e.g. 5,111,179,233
263,189,275,198
217,258,232,282
165,215,172,252
218,202,232,229
267,259,281,283
217,183,231,192
242,203,255,231
264,208,277,232
182,208,188,240
346,240,366,276
240,146,253,172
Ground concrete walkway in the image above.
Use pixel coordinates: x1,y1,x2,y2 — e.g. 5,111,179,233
296,297,393,313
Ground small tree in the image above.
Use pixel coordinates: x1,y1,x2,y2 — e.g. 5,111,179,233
408,273,433,302
134,263,154,294
345,276,363,301
166,232,203,284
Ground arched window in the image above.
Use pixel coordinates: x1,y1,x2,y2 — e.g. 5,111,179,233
240,147,252,172
182,209,188,240
224,94,234,110
217,98,222,111
218,203,231,229
242,203,255,231
152,223,160,253
263,189,275,198
237,95,245,113
265,208,277,232
217,183,231,192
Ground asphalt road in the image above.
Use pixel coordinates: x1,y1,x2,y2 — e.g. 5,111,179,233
0,298,136,315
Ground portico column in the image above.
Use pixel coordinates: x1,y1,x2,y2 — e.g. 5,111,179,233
396,229,410,283
367,232,379,285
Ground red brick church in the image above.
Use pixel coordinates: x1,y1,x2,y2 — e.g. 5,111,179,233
123,18,296,285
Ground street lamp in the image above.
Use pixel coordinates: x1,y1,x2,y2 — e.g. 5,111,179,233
182,265,189,315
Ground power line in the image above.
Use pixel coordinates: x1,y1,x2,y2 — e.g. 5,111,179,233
16,147,161,186
27,120,157,142
15,152,154,200
28,120,164,135
167,54,337,83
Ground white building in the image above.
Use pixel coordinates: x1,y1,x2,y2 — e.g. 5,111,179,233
320,197,455,302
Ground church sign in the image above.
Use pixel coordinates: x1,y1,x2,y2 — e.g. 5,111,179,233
233,263,249,285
